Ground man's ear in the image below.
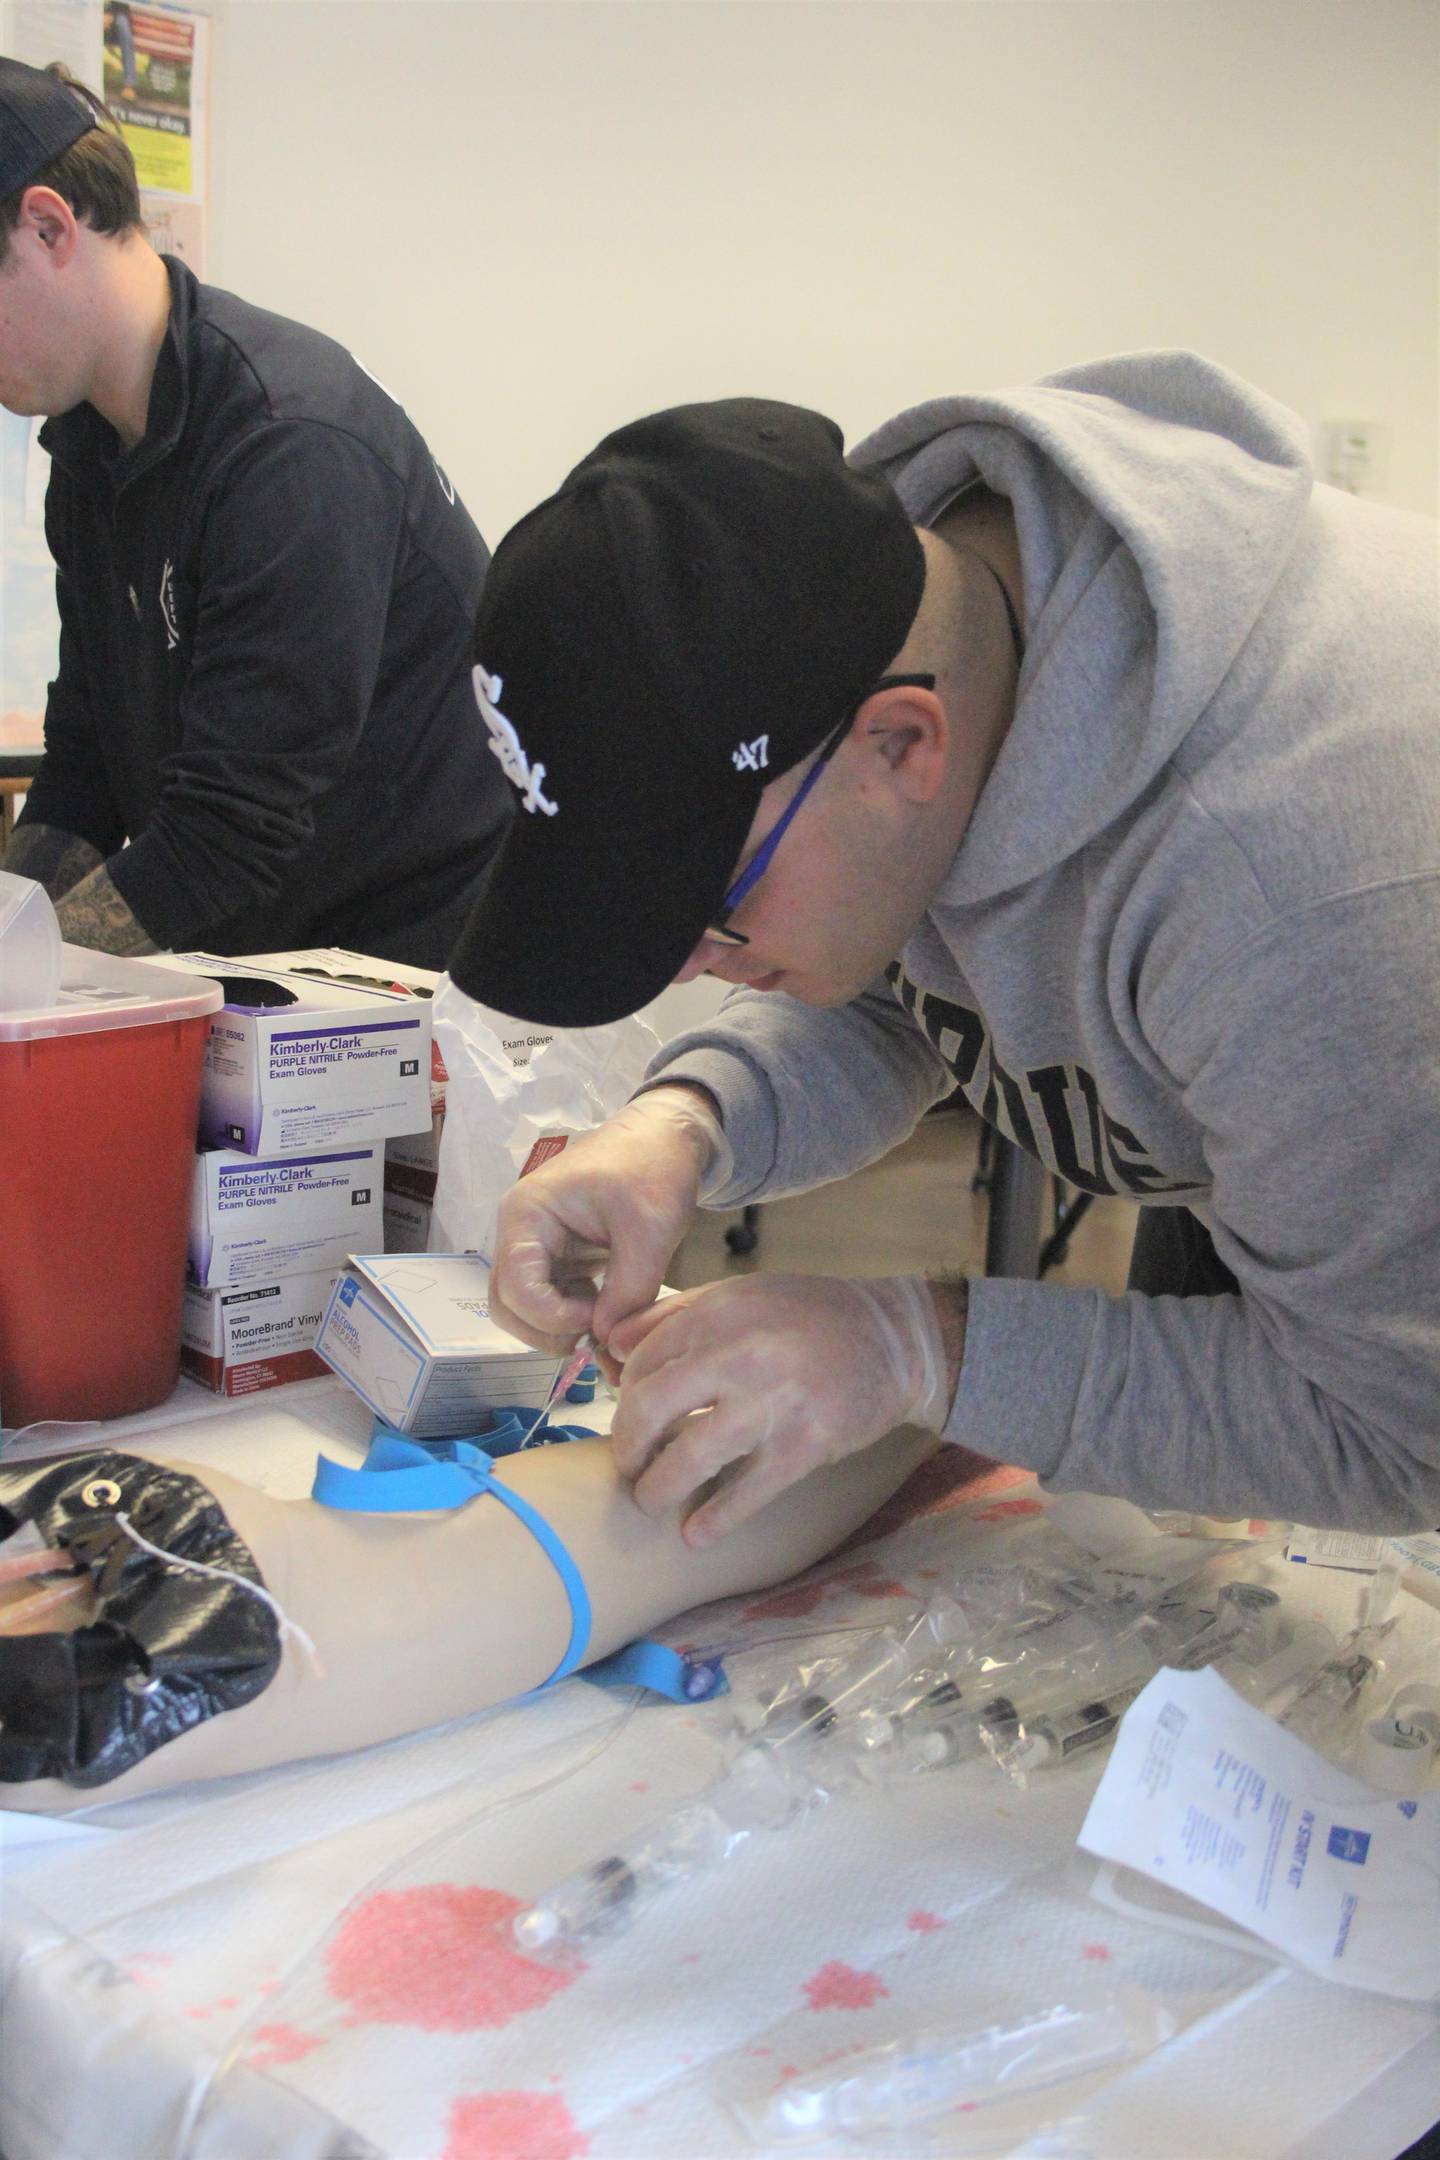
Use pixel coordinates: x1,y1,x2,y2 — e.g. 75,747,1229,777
16,186,82,264
852,682,948,804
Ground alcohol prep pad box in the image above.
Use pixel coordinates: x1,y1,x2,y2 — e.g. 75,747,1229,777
189,1144,382,1290
148,953,431,1154
315,1253,556,1435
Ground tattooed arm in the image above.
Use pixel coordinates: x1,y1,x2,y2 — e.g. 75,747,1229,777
4,822,161,953
53,862,161,955
0,820,104,899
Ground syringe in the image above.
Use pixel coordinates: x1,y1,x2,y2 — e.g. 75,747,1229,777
512,1801,745,1952
1163,1582,1283,1670
1280,1622,1394,1754
731,1624,924,1749
1003,1675,1150,1774
1222,1619,1337,1711
513,1625,927,1955
864,1604,1169,1774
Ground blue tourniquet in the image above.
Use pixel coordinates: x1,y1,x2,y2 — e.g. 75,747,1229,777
312,1432,729,1705
311,1434,592,1689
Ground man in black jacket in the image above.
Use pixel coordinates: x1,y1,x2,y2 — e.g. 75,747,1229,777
0,58,509,963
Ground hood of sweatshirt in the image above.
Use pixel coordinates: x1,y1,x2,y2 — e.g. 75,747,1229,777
851,350,1315,906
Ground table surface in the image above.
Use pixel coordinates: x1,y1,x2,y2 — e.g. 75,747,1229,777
1,1377,1437,2160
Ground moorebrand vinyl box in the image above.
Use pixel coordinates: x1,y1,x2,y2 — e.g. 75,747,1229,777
148,953,432,1156
189,1144,383,1290
314,1253,555,1435
181,1268,339,1396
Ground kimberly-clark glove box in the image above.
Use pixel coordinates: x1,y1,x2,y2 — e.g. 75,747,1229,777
314,1253,556,1435
147,953,432,1156
250,952,451,1260
188,1144,383,1290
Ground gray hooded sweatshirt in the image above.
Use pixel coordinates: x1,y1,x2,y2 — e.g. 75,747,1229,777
647,353,1440,1532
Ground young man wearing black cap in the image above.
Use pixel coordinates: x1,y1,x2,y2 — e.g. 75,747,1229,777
0,58,508,960
457,370,1439,1549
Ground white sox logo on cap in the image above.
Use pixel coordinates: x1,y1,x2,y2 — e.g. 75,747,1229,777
472,663,558,817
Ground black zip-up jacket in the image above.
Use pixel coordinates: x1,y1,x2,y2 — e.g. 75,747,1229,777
24,258,510,965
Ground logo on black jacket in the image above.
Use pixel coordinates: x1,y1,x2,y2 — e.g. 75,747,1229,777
159,558,180,651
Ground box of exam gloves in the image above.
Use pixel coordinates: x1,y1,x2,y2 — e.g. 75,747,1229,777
314,1253,557,1435
181,1267,339,1396
241,948,455,1257
161,947,440,1393
188,1144,383,1290
146,951,433,1156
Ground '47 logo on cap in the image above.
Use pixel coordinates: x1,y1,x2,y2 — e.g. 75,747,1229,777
732,735,769,774
472,664,558,817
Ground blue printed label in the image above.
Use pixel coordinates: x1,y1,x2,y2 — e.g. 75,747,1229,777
1327,1825,1371,1865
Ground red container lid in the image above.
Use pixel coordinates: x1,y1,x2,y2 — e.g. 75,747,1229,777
0,946,223,1041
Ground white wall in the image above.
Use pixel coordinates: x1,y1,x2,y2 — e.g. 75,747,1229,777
210,0,1439,541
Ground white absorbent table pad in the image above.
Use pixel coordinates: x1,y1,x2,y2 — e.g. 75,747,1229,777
1,1383,1437,2160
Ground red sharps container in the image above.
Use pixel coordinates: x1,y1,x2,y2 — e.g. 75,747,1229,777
0,948,222,1430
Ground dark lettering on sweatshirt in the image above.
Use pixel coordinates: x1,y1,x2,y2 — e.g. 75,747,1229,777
888,964,1196,1199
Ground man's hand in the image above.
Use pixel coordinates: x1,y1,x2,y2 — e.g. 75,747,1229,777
488,1086,726,1358
607,1272,964,1547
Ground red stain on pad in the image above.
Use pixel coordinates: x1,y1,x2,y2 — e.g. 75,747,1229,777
803,1961,889,2011
1081,1942,1112,1962
326,1886,579,2031
445,2090,589,2160
248,2023,325,2070
906,1910,945,1933
740,1581,828,1623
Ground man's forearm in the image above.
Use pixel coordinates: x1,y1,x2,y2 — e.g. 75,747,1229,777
53,864,161,955
0,821,103,899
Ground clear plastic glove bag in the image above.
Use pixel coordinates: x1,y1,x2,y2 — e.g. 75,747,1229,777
428,977,660,1261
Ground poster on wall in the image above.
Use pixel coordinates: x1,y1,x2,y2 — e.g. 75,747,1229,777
102,2,208,269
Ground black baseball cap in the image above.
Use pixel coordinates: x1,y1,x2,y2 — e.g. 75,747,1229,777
449,398,926,1027
0,57,97,201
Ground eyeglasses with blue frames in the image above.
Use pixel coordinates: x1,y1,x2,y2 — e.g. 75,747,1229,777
703,673,938,947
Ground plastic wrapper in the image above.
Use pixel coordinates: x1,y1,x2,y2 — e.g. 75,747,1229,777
839,1538,1285,1789
428,977,659,1259
513,1621,940,1958
733,1984,1178,2144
